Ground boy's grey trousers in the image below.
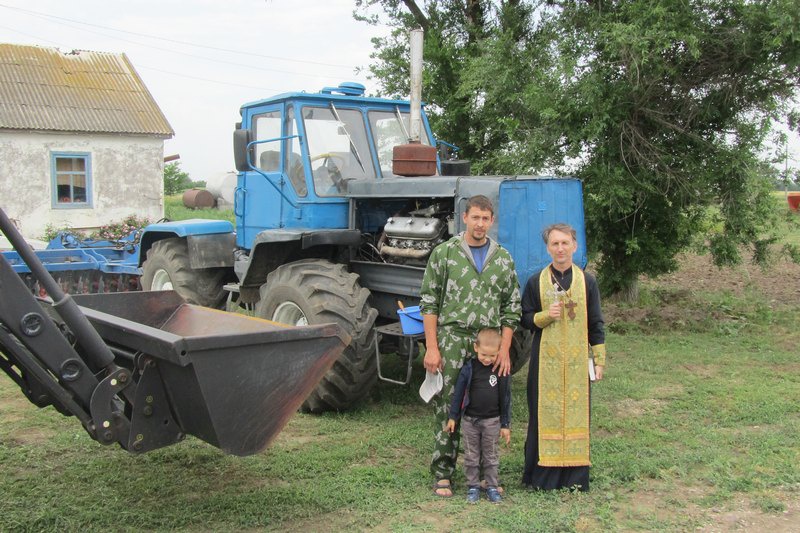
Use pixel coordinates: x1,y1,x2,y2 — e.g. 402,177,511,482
461,414,501,488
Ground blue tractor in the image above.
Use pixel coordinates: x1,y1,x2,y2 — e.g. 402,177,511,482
6,82,587,413
142,83,586,411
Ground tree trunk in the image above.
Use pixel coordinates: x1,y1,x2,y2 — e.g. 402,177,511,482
620,278,639,304
401,0,429,30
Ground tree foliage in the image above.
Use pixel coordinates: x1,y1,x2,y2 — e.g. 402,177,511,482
163,162,194,196
354,0,800,297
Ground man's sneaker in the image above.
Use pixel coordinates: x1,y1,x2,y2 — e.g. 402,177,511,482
466,487,480,504
486,487,502,504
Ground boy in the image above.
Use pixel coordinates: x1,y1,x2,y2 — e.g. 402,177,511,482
446,328,512,503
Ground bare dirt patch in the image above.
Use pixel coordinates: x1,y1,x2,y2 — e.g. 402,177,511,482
650,383,686,398
700,494,799,532
603,251,800,329
4,426,55,446
680,363,721,379
623,482,706,528
0,386,59,445
269,414,332,448
652,252,800,304
613,398,667,418
619,482,799,532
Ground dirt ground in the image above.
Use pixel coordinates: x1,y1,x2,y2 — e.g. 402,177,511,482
602,251,800,329
625,483,799,533
646,251,800,303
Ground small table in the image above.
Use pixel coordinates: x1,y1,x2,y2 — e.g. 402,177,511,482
223,283,254,315
374,321,424,385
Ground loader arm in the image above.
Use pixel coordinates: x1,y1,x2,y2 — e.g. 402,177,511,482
0,207,349,455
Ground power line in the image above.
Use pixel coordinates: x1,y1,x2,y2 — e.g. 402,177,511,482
0,2,360,70
2,15,352,80
0,22,346,93
0,23,64,48
136,64,285,93
0,5,370,93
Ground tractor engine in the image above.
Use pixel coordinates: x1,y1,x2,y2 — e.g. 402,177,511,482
378,215,447,266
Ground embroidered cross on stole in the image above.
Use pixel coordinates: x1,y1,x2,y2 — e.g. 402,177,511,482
537,265,591,467
564,299,578,320
551,270,578,320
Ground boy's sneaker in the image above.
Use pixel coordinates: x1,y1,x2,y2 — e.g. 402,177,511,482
486,487,502,504
466,487,480,504
480,479,504,494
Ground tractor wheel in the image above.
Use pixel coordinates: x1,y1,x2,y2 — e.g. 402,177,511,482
255,259,378,413
141,238,227,309
509,329,532,375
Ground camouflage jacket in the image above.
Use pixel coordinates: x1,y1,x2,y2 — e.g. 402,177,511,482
419,234,521,332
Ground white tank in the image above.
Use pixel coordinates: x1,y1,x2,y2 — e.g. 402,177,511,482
205,172,237,207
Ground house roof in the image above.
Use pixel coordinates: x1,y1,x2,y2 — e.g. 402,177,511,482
0,43,173,137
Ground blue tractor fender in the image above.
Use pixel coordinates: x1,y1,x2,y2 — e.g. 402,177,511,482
239,228,361,288
138,219,236,269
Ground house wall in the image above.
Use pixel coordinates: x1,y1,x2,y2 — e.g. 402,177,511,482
0,131,165,239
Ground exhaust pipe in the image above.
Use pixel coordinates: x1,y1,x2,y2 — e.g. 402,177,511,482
409,28,423,143
392,28,437,177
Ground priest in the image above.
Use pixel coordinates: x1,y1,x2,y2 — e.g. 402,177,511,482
520,223,607,491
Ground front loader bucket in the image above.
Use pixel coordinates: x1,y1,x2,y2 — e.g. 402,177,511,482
71,291,349,456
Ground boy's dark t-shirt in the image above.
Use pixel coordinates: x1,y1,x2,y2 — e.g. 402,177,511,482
464,361,500,419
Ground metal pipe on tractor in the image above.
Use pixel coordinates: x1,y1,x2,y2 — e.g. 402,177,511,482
392,28,437,177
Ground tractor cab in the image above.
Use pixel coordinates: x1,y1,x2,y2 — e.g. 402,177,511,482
232,82,437,248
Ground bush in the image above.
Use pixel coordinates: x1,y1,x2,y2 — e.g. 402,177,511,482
89,215,151,241
42,222,71,242
41,215,151,243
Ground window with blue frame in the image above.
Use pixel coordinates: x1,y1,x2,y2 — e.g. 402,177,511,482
301,105,376,196
368,110,433,177
254,111,282,172
52,152,91,207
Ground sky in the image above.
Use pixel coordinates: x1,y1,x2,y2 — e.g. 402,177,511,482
2,1,798,184
0,0,390,181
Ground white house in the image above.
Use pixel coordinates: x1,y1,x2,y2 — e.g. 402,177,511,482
0,43,173,240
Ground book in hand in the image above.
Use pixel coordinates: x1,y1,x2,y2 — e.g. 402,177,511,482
589,358,596,381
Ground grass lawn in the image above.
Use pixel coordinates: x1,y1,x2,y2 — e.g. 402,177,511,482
1,264,797,531
164,194,234,224
0,200,798,531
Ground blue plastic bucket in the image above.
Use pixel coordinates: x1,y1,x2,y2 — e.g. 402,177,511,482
397,306,424,334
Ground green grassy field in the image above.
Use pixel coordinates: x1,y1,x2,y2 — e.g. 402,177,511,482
774,191,800,246
1,199,798,531
1,294,797,531
164,194,234,224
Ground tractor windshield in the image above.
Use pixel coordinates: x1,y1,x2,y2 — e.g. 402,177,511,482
301,106,376,196
368,109,434,178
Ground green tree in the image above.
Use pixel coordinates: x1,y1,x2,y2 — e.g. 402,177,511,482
163,162,193,195
355,0,800,298
355,1,545,174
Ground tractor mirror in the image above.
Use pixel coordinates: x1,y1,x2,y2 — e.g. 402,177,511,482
233,128,252,172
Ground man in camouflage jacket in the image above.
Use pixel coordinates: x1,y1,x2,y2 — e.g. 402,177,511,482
420,195,521,497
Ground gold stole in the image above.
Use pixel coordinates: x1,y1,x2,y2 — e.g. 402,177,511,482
537,265,591,467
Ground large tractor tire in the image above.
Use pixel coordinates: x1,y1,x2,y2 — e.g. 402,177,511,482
509,329,533,375
141,238,228,309
255,259,378,413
